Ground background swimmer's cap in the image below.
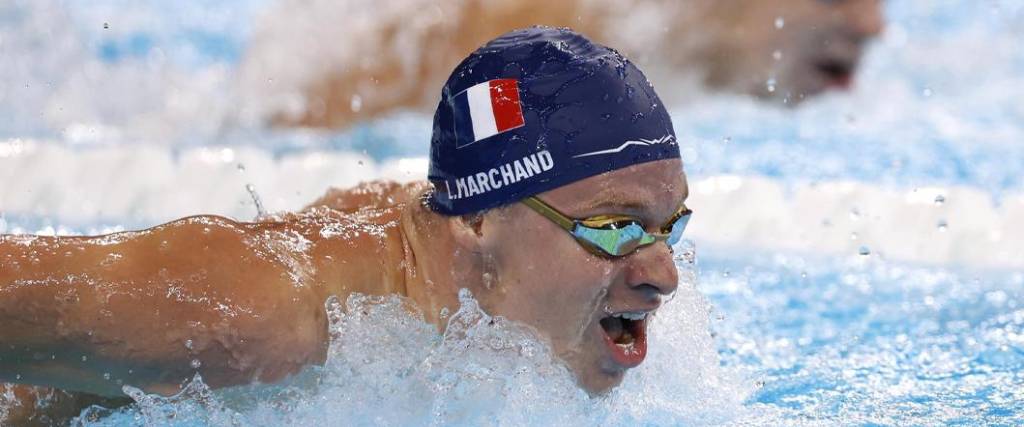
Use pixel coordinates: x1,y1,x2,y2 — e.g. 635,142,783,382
428,26,680,215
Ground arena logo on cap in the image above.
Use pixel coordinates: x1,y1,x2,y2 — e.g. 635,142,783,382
571,135,677,158
451,79,526,148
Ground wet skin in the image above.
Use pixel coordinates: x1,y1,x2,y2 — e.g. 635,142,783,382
0,159,686,409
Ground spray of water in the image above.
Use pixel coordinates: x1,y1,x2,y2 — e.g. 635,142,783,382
66,241,751,426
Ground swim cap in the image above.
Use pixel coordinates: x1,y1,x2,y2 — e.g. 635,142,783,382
428,26,680,215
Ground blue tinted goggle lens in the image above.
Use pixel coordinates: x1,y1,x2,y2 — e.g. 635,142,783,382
665,212,691,247
572,222,649,256
572,210,691,257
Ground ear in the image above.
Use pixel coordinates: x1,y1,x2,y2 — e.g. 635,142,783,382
448,213,486,253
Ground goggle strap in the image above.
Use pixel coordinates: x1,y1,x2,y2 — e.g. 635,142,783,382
522,196,576,231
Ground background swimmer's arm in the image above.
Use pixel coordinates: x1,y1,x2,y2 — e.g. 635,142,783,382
0,216,333,397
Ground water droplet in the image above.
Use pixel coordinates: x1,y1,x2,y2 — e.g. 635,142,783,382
103,372,111,380
922,87,933,97
236,163,246,172
357,160,364,166
772,50,782,61
766,78,777,93
858,246,871,256
934,194,946,205
81,355,88,362
350,94,362,112
850,232,859,240
246,184,267,218
103,23,109,30
185,339,194,350
774,17,785,29
722,136,732,144
849,209,861,220
191,359,202,369
937,220,948,232
15,374,21,380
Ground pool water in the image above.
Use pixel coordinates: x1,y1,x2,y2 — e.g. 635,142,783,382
706,251,1023,425
1,0,1023,425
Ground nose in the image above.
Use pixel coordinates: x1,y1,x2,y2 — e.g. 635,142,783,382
843,0,885,39
623,243,679,300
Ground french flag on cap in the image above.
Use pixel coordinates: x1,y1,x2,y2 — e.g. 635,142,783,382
452,79,526,148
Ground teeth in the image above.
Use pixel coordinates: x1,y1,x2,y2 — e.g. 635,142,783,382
612,311,648,321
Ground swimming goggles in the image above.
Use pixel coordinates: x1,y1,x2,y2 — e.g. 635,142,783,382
521,196,692,258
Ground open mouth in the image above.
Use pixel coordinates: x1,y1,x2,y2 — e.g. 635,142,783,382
599,311,649,368
815,59,855,89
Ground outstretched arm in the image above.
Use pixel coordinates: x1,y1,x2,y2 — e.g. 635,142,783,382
0,215,334,397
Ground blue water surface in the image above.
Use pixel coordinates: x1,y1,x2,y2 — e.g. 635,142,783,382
701,250,1024,424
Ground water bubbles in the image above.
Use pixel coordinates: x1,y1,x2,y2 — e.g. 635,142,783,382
103,372,111,380
849,208,861,220
81,355,88,362
236,163,246,172
185,339,194,351
850,232,859,240
766,78,777,93
774,17,785,29
722,136,732,144
922,87,933,98
858,246,871,256
103,22,109,30
191,359,202,369
934,194,946,205
772,50,782,61
937,220,948,232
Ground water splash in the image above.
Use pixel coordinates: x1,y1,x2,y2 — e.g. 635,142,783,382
72,270,749,426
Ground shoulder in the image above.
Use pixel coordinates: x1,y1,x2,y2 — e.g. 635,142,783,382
303,180,431,214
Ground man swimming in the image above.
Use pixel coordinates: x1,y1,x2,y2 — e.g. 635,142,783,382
243,0,884,128
1,27,689,422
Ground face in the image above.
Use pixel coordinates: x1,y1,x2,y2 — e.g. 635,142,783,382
699,0,884,103
458,159,687,394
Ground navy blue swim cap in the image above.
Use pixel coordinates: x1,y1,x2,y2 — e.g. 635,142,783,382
428,26,680,215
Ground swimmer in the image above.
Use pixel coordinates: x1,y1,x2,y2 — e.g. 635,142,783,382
242,0,884,128
1,27,689,420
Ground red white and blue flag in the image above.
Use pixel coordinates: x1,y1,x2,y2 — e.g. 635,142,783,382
452,79,525,148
